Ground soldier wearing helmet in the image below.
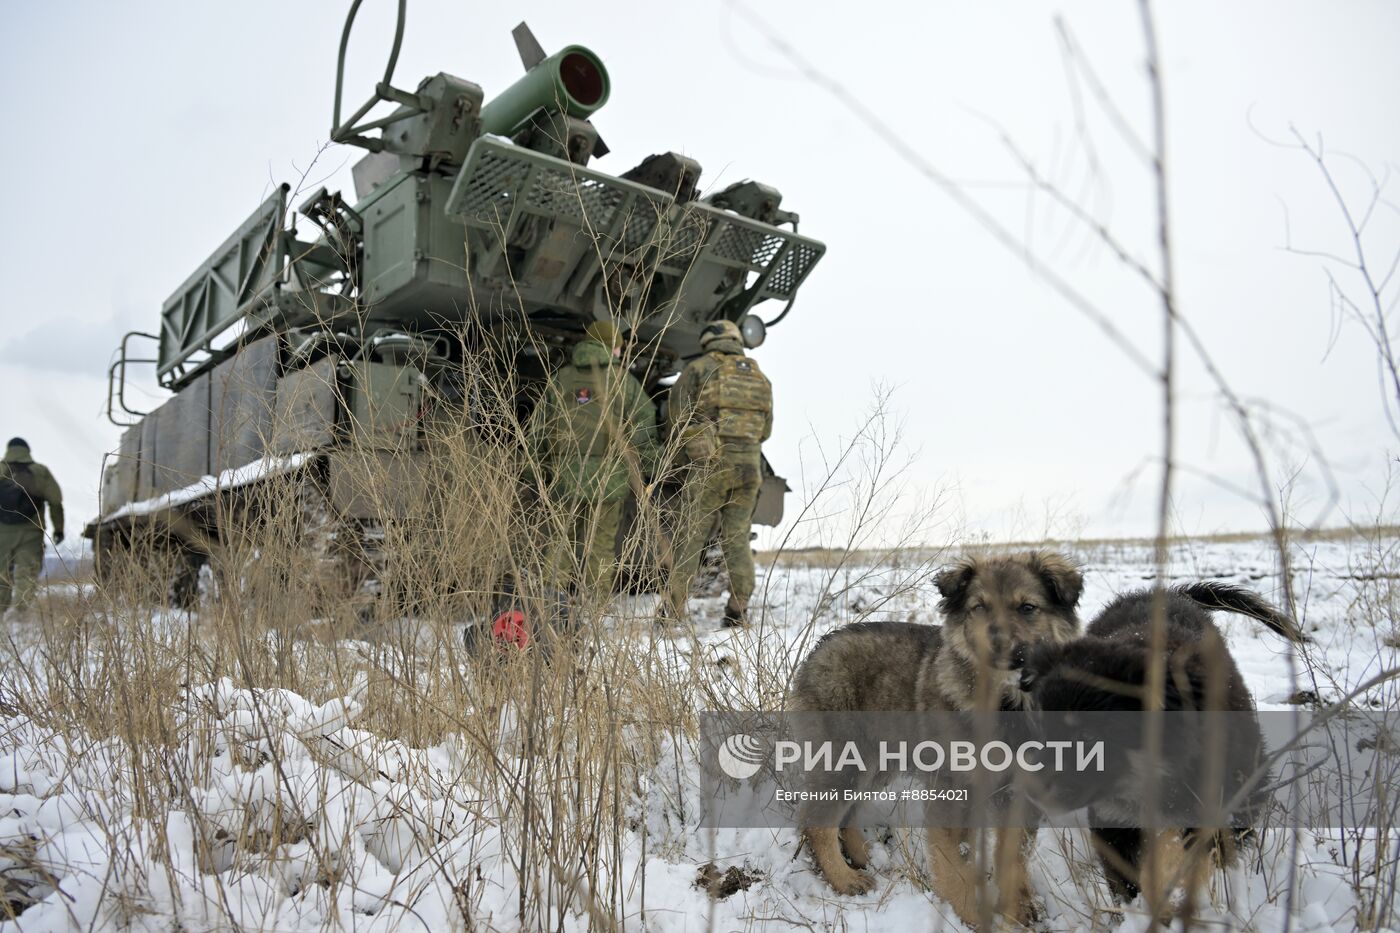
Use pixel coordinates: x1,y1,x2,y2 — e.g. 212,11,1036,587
1,438,64,618
526,320,659,600
666,318,772,626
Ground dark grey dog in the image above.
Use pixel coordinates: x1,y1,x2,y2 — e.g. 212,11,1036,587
788,551,1083,926
1019,582,1303,915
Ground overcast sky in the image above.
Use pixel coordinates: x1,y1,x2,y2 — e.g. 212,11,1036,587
2,1,1396,547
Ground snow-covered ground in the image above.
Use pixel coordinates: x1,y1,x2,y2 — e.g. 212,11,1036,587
1,534,1397,931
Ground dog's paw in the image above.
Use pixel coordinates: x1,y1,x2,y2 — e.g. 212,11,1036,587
825,866,877,896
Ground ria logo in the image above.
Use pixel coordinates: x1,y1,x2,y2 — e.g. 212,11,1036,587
717,733,766,780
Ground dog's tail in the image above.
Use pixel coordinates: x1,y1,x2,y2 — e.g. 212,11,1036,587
1175,582,1307,643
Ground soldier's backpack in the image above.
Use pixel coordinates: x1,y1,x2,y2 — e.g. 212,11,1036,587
694,352,772,445
0,462,41,525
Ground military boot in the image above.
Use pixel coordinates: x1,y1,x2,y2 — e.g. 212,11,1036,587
655,597,683,628
721,598,748,628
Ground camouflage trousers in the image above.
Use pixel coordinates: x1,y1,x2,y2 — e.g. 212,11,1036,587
547,496,624,597
0,524,44,613
669,448,762,613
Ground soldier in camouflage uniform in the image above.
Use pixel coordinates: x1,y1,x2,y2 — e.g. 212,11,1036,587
0,438,64,616
667,320,772,626
527,321,659,597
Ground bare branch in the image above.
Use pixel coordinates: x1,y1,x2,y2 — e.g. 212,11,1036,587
725,0,1160,379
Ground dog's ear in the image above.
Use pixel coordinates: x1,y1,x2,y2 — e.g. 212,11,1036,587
935,558,978,613
1017,655,1044,694
1030,551,1084,611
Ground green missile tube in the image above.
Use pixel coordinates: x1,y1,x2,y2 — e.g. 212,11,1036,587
480,45,611,137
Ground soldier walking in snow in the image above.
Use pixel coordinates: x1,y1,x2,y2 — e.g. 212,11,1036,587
0,438,64,617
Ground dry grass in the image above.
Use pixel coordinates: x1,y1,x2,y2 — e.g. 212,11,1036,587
2,335,705,925
760,525,1400,572
10,391,1400,931
9,494,1400,929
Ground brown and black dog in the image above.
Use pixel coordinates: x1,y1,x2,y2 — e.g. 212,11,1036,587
1018,582,1303,917
788,550,1083,925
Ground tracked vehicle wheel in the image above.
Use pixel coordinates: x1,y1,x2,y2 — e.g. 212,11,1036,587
206,469,380,618
92,521,205,610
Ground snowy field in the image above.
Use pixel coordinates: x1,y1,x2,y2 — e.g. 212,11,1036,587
1,532,1397,931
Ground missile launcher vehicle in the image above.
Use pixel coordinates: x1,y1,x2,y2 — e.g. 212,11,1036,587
87,4,825,606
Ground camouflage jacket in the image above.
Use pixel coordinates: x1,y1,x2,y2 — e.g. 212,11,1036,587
668,339,772,458
527,340,659,501
1,444,64,534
